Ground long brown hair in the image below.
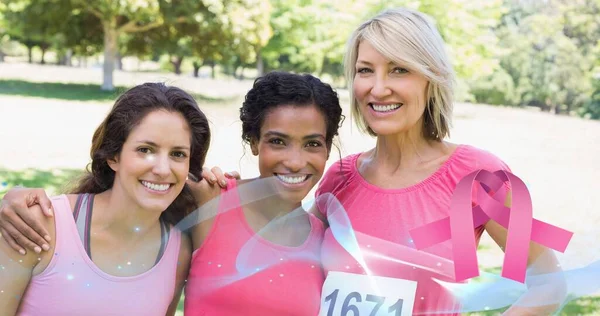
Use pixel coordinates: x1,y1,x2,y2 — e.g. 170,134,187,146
71,83,210,224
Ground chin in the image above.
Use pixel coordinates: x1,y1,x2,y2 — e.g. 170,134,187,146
136,195,176,212
369,126,406,136
279,191,307,207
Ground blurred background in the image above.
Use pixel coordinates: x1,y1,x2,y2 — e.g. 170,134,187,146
0,0,599,314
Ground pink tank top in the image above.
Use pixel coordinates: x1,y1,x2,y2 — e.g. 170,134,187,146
17,195,182,316
185,179,325,316
315,145,511,315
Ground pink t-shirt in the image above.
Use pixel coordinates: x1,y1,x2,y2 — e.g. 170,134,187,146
315,144,510,315
18,195,181,316
185,179,325,315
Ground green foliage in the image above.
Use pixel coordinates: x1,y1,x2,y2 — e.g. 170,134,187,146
1,0,599,119
579,78,600,119
474,0,599,116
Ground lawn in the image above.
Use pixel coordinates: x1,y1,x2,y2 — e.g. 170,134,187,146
0,79,235,103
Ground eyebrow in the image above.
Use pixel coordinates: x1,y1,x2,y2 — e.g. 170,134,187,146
356,60,397,66
135,140,190,150
263,131,326,140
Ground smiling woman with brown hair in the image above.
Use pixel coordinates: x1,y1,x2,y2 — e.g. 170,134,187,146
0,82,210,315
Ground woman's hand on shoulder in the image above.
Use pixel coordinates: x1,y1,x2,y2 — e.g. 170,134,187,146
0,187,53,255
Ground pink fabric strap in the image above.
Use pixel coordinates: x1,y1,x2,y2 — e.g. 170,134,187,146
409,170,573,283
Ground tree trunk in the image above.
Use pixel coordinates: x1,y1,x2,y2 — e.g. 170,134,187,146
193,62,202,78
171,56,184,75
102,22,118,91
0,50,4,62
116,51,123,70
40,47,47,65
210,61,216,79
65,49,72,66
27,45,33,63
256,51,264,77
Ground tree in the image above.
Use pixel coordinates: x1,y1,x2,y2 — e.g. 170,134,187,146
72,0,173,90
488,0,597,114
3,0,72,64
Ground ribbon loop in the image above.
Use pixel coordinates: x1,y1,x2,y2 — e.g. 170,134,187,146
409,170,573,283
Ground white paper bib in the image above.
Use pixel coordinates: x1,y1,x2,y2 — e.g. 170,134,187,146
319,271,417,316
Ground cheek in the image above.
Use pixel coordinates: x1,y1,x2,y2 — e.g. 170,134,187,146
311,152,329,176
257,145,277,165
352,79,368,99
174,161,190,178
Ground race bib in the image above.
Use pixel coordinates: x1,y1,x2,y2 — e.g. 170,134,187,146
319,271,417,316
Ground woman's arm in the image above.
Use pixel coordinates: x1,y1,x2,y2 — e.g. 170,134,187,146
0,204,53,315
484,192,566,315
165,233,192,316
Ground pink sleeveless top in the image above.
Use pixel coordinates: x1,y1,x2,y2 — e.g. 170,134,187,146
315,145,511,315
18,195,182,316
185,179,325,316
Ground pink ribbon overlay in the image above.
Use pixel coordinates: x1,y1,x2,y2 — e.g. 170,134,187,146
409,170,573,283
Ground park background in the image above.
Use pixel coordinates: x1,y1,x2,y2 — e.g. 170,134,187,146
0,0,599,314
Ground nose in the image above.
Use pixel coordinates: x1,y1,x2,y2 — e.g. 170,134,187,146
152,154,171,178
370,74,392,99
282,147,307,172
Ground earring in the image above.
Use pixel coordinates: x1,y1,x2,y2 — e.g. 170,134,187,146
186,176,189,181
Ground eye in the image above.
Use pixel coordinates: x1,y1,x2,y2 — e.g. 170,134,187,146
268,138,285,146
306,141,323,148
356,67,372,74
137,147,152,154
391,67,409,74
171,151,188,159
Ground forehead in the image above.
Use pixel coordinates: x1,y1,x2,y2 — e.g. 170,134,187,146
356,40,388,62
126,110,191,145
260,105,327,136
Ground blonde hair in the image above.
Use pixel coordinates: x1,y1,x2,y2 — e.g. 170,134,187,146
344,8,455,140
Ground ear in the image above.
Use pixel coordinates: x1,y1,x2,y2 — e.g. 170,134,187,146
250,138,259,156
107,155,119,172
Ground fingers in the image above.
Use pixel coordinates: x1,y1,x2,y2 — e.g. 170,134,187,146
11,199,51,244
1,222,44,255
0,226,26,255
210,167,228,188
2,207,49,253
201,166,239,188
201,167,218,185
32,189,53,217
225,171,241,179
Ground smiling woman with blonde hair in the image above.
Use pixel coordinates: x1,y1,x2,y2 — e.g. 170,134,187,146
314,7,562,316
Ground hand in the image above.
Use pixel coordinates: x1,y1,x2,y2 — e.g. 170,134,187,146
199,166,240,188
0,187,52,255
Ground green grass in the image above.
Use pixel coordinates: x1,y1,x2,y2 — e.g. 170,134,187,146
0,79,236,103
464,266,600,315
0,168,84,197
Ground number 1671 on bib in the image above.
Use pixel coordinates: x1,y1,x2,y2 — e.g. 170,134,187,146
319,272,417,316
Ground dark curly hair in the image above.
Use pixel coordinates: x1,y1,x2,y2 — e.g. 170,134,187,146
70,83,211,225
240,71,343,151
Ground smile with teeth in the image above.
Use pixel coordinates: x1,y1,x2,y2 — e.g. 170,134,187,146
275,174,310,184
370,103,402,112
141,180,171,192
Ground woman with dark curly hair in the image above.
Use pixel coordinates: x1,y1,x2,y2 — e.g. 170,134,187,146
183,71,343,315
0,83,210,315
